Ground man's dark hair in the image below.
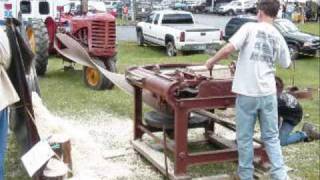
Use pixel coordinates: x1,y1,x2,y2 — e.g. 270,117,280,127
257,0,280,18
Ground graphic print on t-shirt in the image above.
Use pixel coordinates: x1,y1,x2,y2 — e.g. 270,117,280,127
280,93,298,108
250,30,279,68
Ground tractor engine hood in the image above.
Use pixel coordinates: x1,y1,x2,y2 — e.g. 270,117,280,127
72,13,115,22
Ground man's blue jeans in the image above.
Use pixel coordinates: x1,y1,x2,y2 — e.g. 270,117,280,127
0,108,8,179
236,94,287,180
279,121,307,146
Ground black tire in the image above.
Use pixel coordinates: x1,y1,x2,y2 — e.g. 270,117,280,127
106,56,117,73
137,30,144,46
288,44,299,60
26,19,49,76
83,58,117,90
166,41,177,57
227,10,235,16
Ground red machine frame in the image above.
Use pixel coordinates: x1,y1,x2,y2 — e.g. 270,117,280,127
126,64,270,179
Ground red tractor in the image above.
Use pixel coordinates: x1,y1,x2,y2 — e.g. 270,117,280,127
24,0,117,90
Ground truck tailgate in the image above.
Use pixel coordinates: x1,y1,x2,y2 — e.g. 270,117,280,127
185,29,221,43
164,24,221,43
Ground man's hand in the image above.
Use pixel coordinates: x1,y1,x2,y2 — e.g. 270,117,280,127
205,59,214,71
203,43,236,71
229,60,236,75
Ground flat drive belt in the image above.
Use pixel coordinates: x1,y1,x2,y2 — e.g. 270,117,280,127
54,33,133,95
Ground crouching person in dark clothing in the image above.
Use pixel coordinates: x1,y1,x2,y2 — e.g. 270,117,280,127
276,77,320,146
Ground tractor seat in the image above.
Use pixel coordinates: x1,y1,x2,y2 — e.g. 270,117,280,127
144,111,210,130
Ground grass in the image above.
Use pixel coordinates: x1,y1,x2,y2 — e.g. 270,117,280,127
297,22,320,35
6,22,320,179
39,43,210,119
116,17,135,26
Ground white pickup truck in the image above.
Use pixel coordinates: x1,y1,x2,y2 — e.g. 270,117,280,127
136,10,222,56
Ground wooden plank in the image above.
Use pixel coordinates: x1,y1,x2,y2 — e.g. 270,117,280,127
132,139,274,180
186,65,232,79
131,140,191,180
193,174,235,180
139,126,175,151
194,110,236,131
207,134,237,149
207,134,271,176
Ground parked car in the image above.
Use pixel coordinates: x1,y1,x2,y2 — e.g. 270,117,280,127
104,0,121,9
224,16,320,59
135,1,152,20
63,1,107,14
218,0,256,15
210,3,229,14
170,2,188,10
152,3,164,11
218,1,240,15
136,10,222,56
187,2,207,13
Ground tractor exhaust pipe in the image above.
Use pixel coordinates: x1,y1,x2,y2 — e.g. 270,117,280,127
80,0,88,15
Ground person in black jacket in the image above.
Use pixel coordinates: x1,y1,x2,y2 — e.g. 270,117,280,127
276,77,320,146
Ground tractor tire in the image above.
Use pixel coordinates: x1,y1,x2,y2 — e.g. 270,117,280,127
107,56,118,73
26,19,49,76
166,41,177,57
288,44,299,60
137,30,144,46
83,58,116,90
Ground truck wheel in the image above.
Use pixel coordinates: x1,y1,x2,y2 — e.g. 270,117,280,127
288,44,299,60
227,10,235,16
166,41,177,57
137,30,144,46
83,58,115,90
26,19,49,76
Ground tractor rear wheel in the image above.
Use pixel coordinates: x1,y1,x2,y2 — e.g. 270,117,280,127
83,57,117,90
26,19,49,76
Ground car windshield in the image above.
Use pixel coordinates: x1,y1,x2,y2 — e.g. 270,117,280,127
275,20,298,33
162,14,194,24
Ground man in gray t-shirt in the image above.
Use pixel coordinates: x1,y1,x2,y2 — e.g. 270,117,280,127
205,0,291,179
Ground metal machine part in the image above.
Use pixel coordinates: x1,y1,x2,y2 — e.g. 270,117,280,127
125,64,270,179
48,33,276,178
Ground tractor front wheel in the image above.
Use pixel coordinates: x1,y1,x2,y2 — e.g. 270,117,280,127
83,57,117,90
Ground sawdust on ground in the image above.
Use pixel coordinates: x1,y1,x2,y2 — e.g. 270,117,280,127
52,113,162,180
